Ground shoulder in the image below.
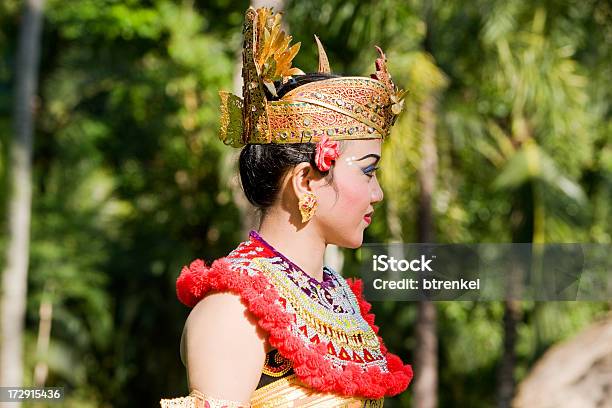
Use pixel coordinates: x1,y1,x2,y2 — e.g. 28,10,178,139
187,291,260,332
184,292,267,402
186,292,267,350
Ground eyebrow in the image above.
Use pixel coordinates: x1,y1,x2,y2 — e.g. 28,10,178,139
355,154,381,163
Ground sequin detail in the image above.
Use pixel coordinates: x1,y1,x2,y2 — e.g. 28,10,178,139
225,231,387,371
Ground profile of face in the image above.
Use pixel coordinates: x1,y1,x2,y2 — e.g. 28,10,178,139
309,139,384,248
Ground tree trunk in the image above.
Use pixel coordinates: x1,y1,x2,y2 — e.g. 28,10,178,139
0,0,45,401
497,299,520,408
414,301,438,408
413,96,439,408
496,185,532,408
33,286,53,387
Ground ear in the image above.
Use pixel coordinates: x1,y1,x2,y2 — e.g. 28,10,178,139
289,162,317,199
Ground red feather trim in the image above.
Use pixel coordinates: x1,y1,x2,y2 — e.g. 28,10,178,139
176,259,413,398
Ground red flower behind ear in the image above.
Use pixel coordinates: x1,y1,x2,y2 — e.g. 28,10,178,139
315,135,340,172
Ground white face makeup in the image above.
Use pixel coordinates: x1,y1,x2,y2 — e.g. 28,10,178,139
344,156,357,166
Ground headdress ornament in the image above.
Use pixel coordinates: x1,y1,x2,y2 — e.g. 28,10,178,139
219,7,406,148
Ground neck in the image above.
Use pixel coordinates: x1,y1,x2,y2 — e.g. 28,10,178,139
257,210,326,281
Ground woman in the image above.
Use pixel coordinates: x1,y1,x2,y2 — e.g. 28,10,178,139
161,7,412,408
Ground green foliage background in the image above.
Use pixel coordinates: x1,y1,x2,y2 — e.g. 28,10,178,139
0,0,610,406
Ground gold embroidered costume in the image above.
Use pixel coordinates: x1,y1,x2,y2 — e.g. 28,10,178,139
162,232,412,407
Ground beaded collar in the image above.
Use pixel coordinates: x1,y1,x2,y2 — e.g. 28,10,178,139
248,230,336,289
226,231,386,369
176,232,413,398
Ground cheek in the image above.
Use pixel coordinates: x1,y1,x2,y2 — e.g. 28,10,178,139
336,179,369,212
318,171,370,216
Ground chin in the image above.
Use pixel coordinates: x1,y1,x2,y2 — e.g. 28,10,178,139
336,233,364,249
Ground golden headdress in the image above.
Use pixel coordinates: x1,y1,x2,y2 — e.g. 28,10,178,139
219,7,406,148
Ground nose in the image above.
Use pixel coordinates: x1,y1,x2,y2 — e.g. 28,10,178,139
371,176,384,204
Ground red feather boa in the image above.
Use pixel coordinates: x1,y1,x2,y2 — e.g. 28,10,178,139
176,258,413,399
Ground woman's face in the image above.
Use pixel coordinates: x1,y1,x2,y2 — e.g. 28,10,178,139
313,139,384,248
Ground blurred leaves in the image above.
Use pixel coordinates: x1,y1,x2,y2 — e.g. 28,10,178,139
0,1,610,407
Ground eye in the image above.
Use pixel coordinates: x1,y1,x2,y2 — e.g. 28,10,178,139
362,165,379,178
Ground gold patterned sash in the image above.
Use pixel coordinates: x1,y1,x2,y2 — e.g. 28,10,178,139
250,374,384,408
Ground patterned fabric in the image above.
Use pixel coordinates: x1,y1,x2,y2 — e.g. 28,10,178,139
258,348,294,387
250,374,385,408
234,231,387,372
160,390,248,408
173,231,413,401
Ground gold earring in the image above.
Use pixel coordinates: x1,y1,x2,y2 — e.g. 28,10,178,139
298,192,318,223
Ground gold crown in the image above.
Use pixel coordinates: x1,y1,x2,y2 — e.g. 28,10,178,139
219,7,406,147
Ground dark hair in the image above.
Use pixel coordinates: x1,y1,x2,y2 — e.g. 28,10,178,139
239,73,340,210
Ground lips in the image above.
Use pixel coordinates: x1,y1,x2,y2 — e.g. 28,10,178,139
364,211,374,225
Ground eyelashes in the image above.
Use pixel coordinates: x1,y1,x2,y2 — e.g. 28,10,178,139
362,165,379,176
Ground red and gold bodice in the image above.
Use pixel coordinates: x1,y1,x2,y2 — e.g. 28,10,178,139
174,231,412,407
